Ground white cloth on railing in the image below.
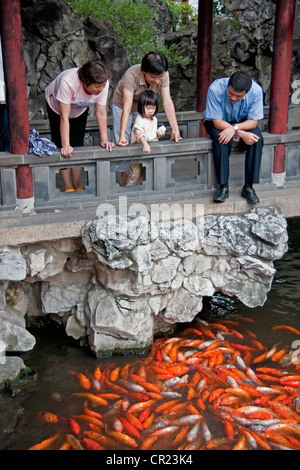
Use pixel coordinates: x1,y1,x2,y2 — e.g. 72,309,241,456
28,129,56,157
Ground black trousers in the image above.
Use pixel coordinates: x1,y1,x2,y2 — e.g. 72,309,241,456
46,102,88,148
204,120,263,186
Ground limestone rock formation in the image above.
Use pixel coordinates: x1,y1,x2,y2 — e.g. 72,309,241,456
0,206,289,374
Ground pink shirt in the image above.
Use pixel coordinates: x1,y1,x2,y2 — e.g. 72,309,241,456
45,68,109,118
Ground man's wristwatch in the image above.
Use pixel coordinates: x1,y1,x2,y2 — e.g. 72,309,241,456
233,124,239,132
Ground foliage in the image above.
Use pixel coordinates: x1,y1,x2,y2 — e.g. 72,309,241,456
63,0,191,67
166,0,198,31
64,0,160,64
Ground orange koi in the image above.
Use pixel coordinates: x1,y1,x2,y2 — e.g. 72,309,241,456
109,366,121,382
70,371,91,390
225,387,252,401
245,430,271,450
256,374,281,383
93,367,101,381
103,379,128,395
71,414,104,428
280,380,300,388
224,420,235,440
155,399,180,413
172,425,189,445
142,412,155,429
96,393,120,400
28,432,60,450
165,364,190,376
230,343,256,352
119,416,141,438
138,406,152,423
196,397,206,411
84,404,103,420
124,411,144,430
139,435,158,450
68,418,80,435
264,430,295,449
230,329,244,340
105,427,138,448
83,431,118,450
83,437,105,450
256,367,284,376
250,338,265,351
72,393,108,407
232,434,247,450
209,388,225,402
59,440,71,450
272,325,300,335
128,399,157,414
37,411,58,423
271,348,287,361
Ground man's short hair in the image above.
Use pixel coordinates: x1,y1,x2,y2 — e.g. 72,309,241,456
229,71,252,93
141,52,168,75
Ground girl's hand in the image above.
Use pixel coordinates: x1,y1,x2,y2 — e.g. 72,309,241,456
143,143,151,153
118,137,129,146
61,145,73,158
101,140,115,152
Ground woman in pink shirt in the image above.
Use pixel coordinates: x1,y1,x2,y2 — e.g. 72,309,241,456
45,60,114,192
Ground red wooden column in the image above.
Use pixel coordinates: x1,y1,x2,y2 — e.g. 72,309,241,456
0,0,32,199
268,0,296,175
196,0,213,136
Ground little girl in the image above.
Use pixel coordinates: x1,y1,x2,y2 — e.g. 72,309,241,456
127,90,166,185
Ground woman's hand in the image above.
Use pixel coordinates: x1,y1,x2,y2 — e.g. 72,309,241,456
101,140,115,151
61,145,73,158
117,137,129,146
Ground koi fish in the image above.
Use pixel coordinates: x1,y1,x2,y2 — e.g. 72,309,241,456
82,437,105,450
28,432,60,450
72,393,108,407
69,371,91,390
105,427,138,448
37,411,58,423
66,434,83,450
272,325,300,335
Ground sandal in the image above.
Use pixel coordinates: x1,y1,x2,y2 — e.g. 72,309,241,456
65,188,75,192
76,186,84,191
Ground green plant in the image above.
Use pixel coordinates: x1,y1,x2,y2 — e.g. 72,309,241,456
166,0,198,31
64,0,192,68
65,0,160,64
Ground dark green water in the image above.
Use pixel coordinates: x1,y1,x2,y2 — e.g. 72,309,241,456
0,218,299,451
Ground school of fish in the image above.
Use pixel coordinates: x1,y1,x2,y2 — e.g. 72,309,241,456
28,317,300,450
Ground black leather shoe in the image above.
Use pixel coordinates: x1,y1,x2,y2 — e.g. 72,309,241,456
213,186,229,203
241,185,260,204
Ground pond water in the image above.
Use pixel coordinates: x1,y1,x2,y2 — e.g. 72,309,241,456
0,218,299,452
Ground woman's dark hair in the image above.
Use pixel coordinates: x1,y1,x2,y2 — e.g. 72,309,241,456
141,51,168,75
229,71,252,93
78,60,111,86
138,90,159,116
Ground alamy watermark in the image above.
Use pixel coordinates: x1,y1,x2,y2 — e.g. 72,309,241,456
95,195,205,241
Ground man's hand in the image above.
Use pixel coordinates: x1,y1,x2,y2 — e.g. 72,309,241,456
218,126,235,145
239,131,260,146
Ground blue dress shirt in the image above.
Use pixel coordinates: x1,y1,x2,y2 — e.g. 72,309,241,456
203,78,264,123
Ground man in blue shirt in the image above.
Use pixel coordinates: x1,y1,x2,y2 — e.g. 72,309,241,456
203,71,264,203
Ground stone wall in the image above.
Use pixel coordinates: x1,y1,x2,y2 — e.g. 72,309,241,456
0,206,288,382
20,0,300,119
